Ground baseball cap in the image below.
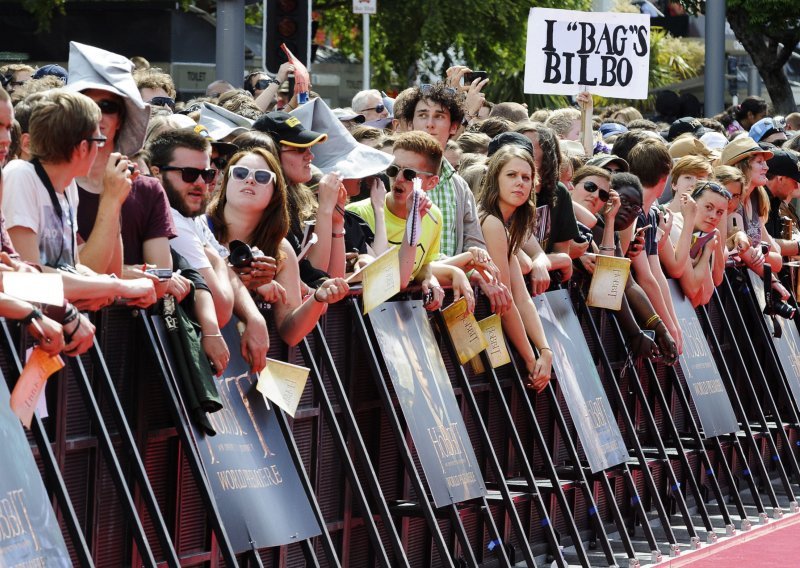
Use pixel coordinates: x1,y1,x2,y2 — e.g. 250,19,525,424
253,111,328,148
766,149,800,183
586,153,630,172
487,132,533,157
666,117,704,142
32,64,68,82
598,122,628,140
699,131,728,150
669,135,714,160
749,117,785,143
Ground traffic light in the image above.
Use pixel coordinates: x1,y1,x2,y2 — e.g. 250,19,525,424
265,0,310,74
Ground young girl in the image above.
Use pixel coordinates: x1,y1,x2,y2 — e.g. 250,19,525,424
206,147,349,346
678,181,729,307
476,145,552,391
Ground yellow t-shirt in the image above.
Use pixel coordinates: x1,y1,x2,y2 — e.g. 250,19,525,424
347,196,442,281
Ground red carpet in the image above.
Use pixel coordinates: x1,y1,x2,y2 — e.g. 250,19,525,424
653,513,800,567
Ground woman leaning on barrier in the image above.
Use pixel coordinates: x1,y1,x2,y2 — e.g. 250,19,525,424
205,147,349,346
476,145,552,392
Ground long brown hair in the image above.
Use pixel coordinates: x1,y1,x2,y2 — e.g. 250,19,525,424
206,147,289,260
477,145,537,257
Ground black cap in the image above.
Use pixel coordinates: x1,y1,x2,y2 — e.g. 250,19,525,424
667,117,704,142
767,149,800,183
253,111,328,147
487,132,533,157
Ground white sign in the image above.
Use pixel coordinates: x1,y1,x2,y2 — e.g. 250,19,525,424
524,8,651,99
353,0,376,14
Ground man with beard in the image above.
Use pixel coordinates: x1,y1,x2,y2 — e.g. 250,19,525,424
148,129,269,373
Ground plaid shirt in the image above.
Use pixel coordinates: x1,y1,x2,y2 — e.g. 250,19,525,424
428,160,458,257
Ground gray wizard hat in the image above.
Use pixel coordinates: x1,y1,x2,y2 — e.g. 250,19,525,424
65,41,150,156
290,97,394,179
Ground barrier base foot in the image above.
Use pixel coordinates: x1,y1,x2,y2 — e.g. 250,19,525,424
741,518,752,531
690,536,702,549
651,549,663,563
759,512,769,524
725,523,736,537
706,532,718,545
790,501,799,513
772,507,784,520
669,543,681,557
628,558,641,568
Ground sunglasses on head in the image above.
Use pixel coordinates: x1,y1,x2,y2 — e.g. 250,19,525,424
582,180,610,202
359,103,385,114
148,96,176,111
420,83,457,97
386,164,435,181
692,181,732,200
230,165,276,185
97,99,122,115
159,166,216,184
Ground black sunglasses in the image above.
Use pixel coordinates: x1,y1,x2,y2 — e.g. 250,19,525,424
85,136,108,148
359,103,385,114
97,99,122,115
386,164,435,181
158,166,216,183
582,180,610,202
253,78,279,91
692,181,732,201
148,96,176,111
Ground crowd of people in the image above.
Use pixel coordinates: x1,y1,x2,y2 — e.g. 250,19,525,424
2,42,800,397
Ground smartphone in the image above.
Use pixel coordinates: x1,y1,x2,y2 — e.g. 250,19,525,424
464,71,488,84
287,74,295,97
146,268,173,281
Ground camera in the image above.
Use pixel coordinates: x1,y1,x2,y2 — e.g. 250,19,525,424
762,244,796,320
229,240,254,268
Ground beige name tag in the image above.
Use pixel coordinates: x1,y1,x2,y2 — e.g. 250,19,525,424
10,347,64,428
442,297,488,365
586,254,631,311
469,314,512,374
256,358,311,418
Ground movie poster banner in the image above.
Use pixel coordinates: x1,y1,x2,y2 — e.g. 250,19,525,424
535,290,629,473
524,8,651,99
668,281,739,437
369,301,487,508
152,317,320,552
0,376,70,566
748,273,800,411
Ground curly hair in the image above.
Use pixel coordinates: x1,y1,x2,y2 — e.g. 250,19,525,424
206,148,289,260
477,145,537,257
396,82,465,127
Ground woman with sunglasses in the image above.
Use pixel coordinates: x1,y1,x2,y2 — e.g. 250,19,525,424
568,166,620,274
476,145,552,391
657,155,713,279
678,182,730,307
206,148,349,346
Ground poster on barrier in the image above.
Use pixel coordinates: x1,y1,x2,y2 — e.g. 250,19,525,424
524,8,651,99
369,301,487,508
0,374,71,566
535,290,629,473
668,280,739,437
151,317,320,552
748,273,800,411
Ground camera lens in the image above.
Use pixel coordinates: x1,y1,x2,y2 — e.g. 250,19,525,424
229,240,254,268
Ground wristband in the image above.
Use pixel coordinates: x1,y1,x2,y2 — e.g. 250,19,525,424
21,308,43,326
538,346,552,354
643,314,661,329
332,231,345,239
202,333,223,339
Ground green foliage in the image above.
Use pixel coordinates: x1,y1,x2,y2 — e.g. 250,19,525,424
315,0,592,93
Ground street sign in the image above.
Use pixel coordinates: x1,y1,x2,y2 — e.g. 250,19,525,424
353,0,376,14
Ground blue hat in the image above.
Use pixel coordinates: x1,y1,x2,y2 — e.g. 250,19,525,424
749,117,785,143
32,64,68,82
598,122,628,140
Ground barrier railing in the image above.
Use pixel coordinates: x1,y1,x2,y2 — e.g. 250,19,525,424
3,270,800,567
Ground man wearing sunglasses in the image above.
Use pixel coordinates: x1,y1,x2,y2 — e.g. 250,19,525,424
352,89,389,123
148,129,269,374
134,69,177,113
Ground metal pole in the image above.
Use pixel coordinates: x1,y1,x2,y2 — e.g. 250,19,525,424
262,0,267,71
704,0,726,117
748,63,762,97
363,14,370,89
216,0,246,85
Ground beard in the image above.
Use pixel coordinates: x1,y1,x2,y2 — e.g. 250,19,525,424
162,174,208,218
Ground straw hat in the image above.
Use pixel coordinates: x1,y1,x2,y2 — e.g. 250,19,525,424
717,135,774,167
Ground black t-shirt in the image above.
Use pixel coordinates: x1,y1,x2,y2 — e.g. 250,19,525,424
537,182,580,253
637,205,660,257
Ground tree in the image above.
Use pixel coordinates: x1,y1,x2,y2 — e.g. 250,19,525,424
681,0,800,114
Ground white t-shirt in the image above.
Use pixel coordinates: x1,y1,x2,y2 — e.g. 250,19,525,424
2,160,80,267
170,209,228,270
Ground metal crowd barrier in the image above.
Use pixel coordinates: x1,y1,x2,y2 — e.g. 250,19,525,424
3,271,800,567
